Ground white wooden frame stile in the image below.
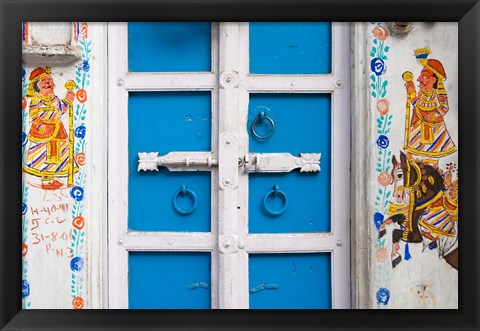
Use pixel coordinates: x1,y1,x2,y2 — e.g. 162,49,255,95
108,22,351,309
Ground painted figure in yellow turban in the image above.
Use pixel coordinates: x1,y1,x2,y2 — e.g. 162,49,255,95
23,66,78,190
403,48,456,164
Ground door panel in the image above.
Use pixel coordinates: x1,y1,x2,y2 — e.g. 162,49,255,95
129,92,212,154
249,253,331,309
248,94,331,154
249,173,330,233
128,91,212,232
129,252,211,309
249,22,332,74
248,94,331,233
129,171,211,232
128,22,212,72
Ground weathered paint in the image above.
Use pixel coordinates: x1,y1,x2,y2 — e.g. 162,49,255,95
249,22,331,74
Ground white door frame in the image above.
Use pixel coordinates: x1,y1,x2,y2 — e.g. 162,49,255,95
107,22,351,309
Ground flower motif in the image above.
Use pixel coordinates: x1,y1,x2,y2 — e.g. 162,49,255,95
72,216,85,230
22,203,28,215
372,26,389,41
22,97,27,110
445,162,457,172
447,188,457,200
22,280,30,298
70,257,84,272
80,23,88,39
376,135,389,149
371,57,386,76
75,152,86,166
76,89,88,104
376,288,390,305
22,242,28,257
70,186,84,202
22,132,28,147
377,172,392,186
74,126,86,139
376,99,390,115
375,247,388,263
77,60,90,73
373,212,384,230
72,296,84,309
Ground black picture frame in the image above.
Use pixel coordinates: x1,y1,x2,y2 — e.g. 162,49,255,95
1,0,479,330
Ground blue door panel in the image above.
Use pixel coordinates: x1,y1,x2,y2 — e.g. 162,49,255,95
249,173,330,233
128,22,211,72
248,94,331,233
249,22,332,74
248,94,331,154
129,92,211,154
129,170,211,232
249,253,331,309
129,252,211,309
128,92,212,232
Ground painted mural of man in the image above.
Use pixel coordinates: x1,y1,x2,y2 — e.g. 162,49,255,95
23,66,78,190
403,48,456,165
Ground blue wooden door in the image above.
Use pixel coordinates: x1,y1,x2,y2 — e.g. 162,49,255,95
111,22,350,309
246,23,334,309
127,22,214,309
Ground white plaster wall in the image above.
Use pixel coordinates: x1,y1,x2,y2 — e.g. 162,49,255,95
30,22,72,46
21,22,107,309
366,22,458,309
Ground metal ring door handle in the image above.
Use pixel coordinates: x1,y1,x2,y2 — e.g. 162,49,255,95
251,111,275,140
172,185,198,215
263,185,288,216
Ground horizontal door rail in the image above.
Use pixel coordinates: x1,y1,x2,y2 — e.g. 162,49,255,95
245,233,341,253
120,72,217,91
119,231,216,251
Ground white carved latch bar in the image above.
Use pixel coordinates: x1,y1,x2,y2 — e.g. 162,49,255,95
243,153,320,173
138,152,218,172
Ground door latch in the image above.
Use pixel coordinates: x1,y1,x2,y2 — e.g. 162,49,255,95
242,153,321,174
138,152,218,172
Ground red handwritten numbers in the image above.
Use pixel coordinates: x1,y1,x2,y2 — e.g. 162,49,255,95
29,203,69,216
28,202,73,258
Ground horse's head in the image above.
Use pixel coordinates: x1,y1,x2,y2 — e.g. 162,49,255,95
391,152,416,204
391,152,444,206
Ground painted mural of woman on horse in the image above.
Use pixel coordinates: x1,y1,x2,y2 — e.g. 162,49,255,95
379,151,458,270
